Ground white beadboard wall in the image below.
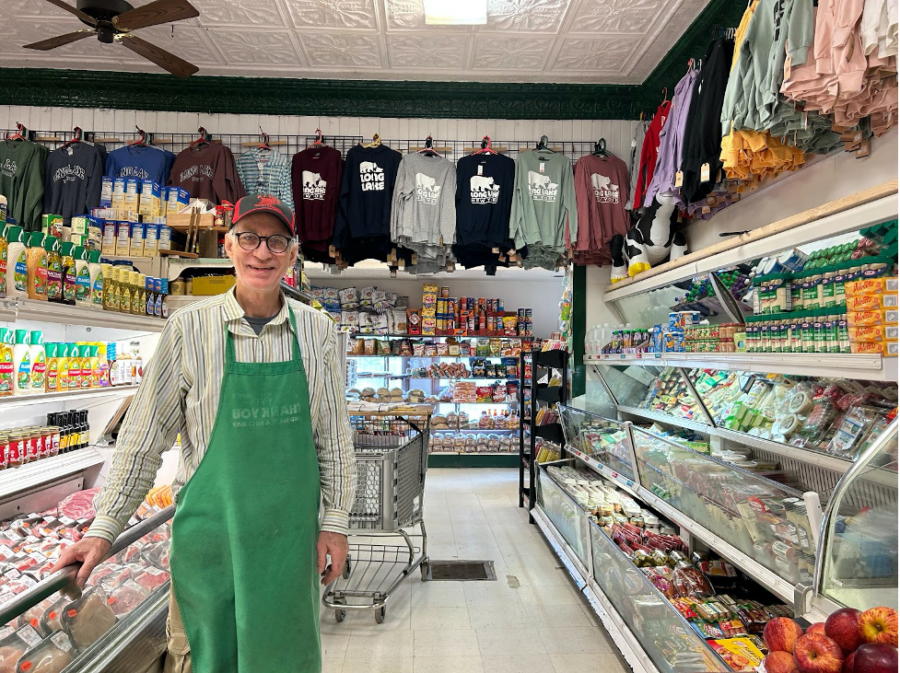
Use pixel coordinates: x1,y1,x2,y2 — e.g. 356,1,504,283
0,106,639,160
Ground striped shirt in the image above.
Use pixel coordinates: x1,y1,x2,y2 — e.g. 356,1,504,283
236,148,294,211
87,288,356,544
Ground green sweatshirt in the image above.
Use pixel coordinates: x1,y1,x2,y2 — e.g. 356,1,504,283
0,140,46,231
509,150,577,253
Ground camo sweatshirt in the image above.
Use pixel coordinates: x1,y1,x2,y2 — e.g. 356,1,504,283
391,152,456,262
509,150,577,254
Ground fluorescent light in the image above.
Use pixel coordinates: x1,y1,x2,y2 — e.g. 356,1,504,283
423,0,487,25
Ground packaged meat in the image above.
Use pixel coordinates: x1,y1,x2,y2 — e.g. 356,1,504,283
16,632,75,673
61,587,117,651
114,543,144,566
141,543,170,571
56,488,101,522
672,560,715,599
39,598,69,636
0,646,22,673
106,581,149,616
132,567,169,592
18,597,55,637
0,626,41,673
98,566,133,594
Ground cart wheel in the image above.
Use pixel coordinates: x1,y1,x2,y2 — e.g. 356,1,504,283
420,560,430,582
335,609,346,623
343,557,352,580
375,606,386,623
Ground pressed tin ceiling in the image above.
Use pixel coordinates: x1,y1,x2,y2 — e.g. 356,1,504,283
0,0,712,84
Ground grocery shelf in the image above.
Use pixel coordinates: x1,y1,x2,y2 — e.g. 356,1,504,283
0,298,166,334
0,449,104,500
617,405,712,433
563,446,641,498
0,385,140,409
431,428,517,433
165,257,234,281
348,354,512,359
586,352,898,382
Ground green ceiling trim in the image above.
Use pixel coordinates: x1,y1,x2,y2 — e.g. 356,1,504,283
0,2,742,120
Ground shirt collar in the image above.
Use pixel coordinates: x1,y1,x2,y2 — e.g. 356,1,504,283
223,287,293,333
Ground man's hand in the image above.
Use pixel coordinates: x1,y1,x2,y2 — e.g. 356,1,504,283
51,537,112,589
317,531,349,586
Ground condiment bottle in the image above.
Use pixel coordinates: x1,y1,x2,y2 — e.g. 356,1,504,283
90,345,101,388
0,433,8,470
131,272,143,315
57,343,70,392
13,329,32,395
98,342,110,387
6,224,27,299
102,263,116,311
44,342,59,393
119,267,132,314
0,221,7,299
29,331,46,394
67,344,81,391
159,278,169,319
26,232,48,301
88,251,104,310
79,343,92,389
44,235,62,303
61,242,77,305
0,328,13,397
73,246,91,307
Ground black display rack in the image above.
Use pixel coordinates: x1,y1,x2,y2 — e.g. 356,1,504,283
519,349,568,520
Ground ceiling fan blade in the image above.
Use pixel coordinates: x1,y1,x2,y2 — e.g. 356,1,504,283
112,0,199,31
42,0,97,26
24,30,96,51
117,34,199,78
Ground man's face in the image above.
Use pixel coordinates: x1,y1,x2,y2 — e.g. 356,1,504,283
225,213,297,294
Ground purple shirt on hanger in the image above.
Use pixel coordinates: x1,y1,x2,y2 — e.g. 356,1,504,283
643,68,699,207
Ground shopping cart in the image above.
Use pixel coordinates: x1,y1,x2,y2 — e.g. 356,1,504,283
322,406,432,623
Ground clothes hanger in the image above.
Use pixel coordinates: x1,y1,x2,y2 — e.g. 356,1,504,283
307,128,327,148
592,138,610,157
60,126,83,150
257,126,271,152
661,87,669,104
128,125,149,147
189,126,211,148
534,134,555,153
418,135,441,157
361,133,381,148
6,122,27,141
472,135,497,155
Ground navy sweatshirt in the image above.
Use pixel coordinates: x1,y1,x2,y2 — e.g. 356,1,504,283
454,153,515,251
43,142,105,225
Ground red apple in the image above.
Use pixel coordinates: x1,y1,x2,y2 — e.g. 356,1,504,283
763,651,799,673
858,607,899,647
825,608,863,654
807,622,827,637
793,634,844,673
765,617,805,653
853,642,898,673
842,651,855,673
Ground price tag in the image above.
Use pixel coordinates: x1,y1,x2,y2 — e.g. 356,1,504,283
539,163,545,173
700,163,710,182
674,171,684,187
801,111,808,130
492,247,500,254
477,165,483,176
702,205,711,215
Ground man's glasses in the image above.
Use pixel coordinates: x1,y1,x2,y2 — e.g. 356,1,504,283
232,231,293,254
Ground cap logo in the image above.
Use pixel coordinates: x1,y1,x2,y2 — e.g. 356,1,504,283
255,195,281,209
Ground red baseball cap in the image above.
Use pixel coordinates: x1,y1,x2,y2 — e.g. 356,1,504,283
231,194,295,236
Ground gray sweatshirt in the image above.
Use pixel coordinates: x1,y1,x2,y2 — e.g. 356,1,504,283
391,152,456,261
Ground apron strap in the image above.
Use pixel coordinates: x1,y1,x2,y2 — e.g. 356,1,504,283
225,298,303,365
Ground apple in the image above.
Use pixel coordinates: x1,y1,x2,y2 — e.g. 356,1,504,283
807,622,827,637
793,634,844,673
858,607,899,647
763,651,799,673
853,642,898,673
765,617,805,653
825,608,863,654
842,651,855,673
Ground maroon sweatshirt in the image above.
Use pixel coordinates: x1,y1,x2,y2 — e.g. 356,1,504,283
168,143,245,205
291,145,343,259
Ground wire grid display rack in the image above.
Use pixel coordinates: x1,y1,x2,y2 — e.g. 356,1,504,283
323,408,432,624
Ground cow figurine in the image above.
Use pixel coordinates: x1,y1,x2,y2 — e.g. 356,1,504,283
609,193,687,282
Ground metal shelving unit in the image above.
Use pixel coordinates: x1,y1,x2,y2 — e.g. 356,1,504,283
0,297,165,333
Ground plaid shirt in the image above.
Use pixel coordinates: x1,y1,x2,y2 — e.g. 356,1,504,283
236,148,294,211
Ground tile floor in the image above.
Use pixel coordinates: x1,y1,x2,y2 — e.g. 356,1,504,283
319,468,632,673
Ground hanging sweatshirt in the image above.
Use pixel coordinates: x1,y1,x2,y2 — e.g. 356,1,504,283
0,139,45,231
43,142,104,225
291,145,343,261
333,144,402,263
454,153,515,251
631,100,671,210
237,148,293,210
625,121,649,211
168,143,245,205
392,152,456,253
573,153,630,264
105,145,175,184
644,68,699,206
509,150,577,254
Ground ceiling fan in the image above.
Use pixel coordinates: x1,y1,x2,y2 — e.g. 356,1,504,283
23,0,201,78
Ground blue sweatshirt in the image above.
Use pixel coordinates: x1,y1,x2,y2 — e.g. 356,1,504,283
105,145,175,184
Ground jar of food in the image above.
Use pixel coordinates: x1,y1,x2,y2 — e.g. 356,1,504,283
38,427,51,458
47,426,60,457
25,427,40,463
7,432,25,467
0,434,7,470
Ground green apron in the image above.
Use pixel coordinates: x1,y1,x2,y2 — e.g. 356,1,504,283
170,310,322,673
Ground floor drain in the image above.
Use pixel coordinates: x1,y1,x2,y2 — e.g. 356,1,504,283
425,560,496,581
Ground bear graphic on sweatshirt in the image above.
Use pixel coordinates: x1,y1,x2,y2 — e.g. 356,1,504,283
359,161,385,191
414,173,441,204
301,170,327,201
527,170,558,202
470,175,500,205
591,173,620,204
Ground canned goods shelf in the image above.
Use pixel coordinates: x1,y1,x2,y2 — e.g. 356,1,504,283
0,386,141,410
585,352,897,382
0,448,104,500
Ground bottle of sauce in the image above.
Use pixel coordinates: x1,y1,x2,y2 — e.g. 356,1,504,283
56,343,70,392
73,246,90,307
98,342,110,387
26,232,48,301
61,242,77,305
131,272,143,315
146,277,156,316
160,278,169,319
119,268,132,314
90,345,101,388
131,341,143,385
79,343,92,389
44,236,62,303
6,224,28,299
0,328,13,397
79,411,90,450
89,252,104,310
67,344,81,391
102,263,116,311
44,343,59,393
13,329,32,396
29,331,46,394
0,221,7,299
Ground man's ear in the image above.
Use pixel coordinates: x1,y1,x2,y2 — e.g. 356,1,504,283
224,231,235,259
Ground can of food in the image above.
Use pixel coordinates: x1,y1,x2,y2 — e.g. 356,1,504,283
7,432,25,467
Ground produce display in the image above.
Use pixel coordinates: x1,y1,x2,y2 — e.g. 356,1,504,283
761,607,898,673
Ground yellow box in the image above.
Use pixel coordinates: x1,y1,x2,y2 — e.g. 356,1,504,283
845,277,899,296
847,309,899,326
191,275,236,296
849,325,899,342
852,341,894,356
846,294,898,311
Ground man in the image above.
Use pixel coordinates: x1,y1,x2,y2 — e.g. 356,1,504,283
53,194,356,673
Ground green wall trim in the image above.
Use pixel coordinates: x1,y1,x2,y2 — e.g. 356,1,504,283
0,3,740,120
